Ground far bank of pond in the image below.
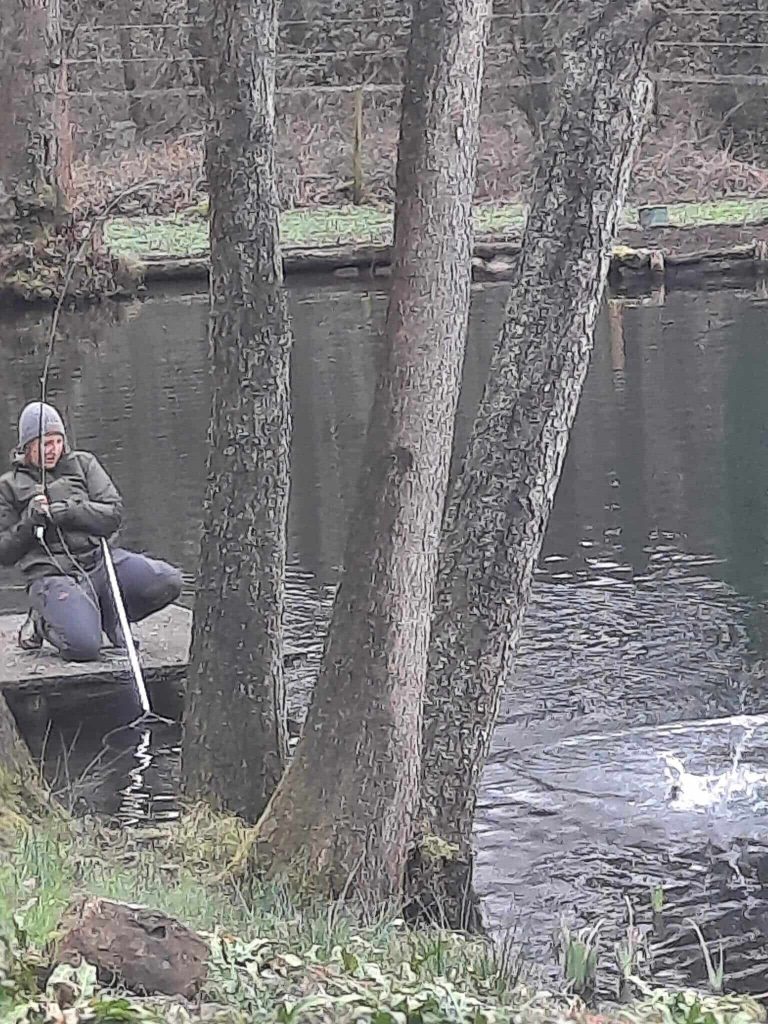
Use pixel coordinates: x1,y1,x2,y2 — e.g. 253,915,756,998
123,198,768,291
6,198,768,304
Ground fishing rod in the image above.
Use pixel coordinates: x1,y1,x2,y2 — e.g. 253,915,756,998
33,178,169,727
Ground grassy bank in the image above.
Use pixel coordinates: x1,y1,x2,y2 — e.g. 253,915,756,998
104,198,768,262
106,204,524,258
0,811,765,1024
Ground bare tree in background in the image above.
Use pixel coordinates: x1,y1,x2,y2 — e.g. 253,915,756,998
181,0,292,821
0,0,68,240
507,0,557,138
251,0,491,901
412,0,659,928
108,0,199,139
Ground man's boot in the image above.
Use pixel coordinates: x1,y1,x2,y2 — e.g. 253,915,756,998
17,610,44,652
104,623,141,653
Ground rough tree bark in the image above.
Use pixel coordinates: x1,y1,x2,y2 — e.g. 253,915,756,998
250,0,491,900
0,0,128,301
182,0,292,821
0,697,51,841
0,0,66,241
410,0,659,927
0,699,34,778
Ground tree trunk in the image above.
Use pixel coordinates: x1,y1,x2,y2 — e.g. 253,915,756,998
251,0,491,901
0,698,33,778
0,0,66,240
114,17,149,137
0,0,123,303
411,0,658,928
0,697,52,842
507,0,557,140
181,0,292,822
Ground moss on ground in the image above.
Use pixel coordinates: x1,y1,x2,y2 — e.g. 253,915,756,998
103,198,768,263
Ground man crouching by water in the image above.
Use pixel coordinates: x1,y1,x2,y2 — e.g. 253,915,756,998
0,401,182,662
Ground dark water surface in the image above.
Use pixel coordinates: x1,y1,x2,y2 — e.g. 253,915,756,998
3,279,768,993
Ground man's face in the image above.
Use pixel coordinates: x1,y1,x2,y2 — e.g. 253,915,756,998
26,433,65,470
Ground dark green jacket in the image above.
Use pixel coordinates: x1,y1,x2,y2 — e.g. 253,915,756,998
0,450,123,581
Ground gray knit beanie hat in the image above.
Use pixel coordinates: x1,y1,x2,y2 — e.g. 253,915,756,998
18,401,66,450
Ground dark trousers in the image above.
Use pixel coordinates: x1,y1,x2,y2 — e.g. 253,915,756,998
29,548,183,662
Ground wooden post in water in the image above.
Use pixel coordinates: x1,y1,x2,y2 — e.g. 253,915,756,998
352,87,364,205
608,297,625,372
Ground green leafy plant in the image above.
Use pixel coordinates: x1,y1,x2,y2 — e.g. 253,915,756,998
2,811,764,1024
686,919,725,995
615,899,652,1002
557,920,601,998
650,886,665,915
620,984,765,1024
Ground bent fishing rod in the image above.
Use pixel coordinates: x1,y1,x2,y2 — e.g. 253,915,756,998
32,181,168,727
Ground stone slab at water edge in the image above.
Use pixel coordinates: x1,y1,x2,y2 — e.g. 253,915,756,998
0,604,191,696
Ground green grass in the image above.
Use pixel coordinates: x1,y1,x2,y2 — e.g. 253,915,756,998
104,197,768,263
106,205,397,259
658,198,768,226
0,815,540,1023
1,813,766,1024
107,215,209,259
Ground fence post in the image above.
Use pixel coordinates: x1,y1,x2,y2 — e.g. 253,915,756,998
352,87,364,205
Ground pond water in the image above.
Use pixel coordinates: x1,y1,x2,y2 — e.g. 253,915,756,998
2,278,768,995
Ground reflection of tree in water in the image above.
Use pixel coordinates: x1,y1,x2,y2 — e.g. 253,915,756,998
613,291,730,556
546,311,619,563
79,295,209,570
657,295,730,540
289,285,381,580
539,290,746,587
723,299,768,611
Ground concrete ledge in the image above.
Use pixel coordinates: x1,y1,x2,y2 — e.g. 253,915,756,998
0,604,191,697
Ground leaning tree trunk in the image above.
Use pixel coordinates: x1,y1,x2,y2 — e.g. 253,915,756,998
182,0,292,822
0,699,33,779
251,0,491,901
410,0,658,928
0,697,53,840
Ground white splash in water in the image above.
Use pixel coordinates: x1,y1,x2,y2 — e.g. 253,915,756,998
661,725,768,811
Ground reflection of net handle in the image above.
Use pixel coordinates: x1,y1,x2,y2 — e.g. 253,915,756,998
34,525,44,541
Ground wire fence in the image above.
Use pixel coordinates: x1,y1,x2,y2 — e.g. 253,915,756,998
44,5,768,216
60,11,768,28
55,74,768,95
